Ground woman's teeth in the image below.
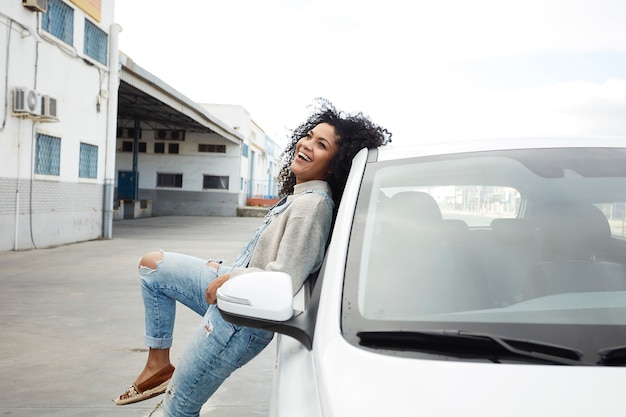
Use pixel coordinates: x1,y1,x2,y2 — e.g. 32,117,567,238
298,152,312,162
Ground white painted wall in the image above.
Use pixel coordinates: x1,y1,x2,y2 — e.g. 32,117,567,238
115,131,240,192
0,1,116,250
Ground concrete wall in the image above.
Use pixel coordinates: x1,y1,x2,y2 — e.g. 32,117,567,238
0,178,103,251
139,189,238,217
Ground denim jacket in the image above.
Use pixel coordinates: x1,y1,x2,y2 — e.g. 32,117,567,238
232,188,333,269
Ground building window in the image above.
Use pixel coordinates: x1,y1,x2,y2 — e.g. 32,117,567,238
199,144,227,153
121,141,146,152
203,175,229,190
42,0,74,46
35,134,61,176
157,173,183,188
241,143,249,157
79,143,98,178
154,142,165,154
84,19,108,65
168,143,179,154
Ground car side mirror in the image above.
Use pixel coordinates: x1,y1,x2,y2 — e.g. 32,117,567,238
216,271,294,321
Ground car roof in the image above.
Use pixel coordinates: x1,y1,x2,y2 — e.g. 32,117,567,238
376,136,626,162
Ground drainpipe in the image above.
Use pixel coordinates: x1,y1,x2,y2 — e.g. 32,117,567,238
102,23,122,239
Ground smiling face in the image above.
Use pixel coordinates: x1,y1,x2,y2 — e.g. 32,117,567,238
290,122,340,184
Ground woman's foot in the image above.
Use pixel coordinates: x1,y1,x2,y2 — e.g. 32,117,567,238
114,363,175,405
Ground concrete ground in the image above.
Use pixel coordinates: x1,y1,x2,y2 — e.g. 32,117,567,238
0,216,276,417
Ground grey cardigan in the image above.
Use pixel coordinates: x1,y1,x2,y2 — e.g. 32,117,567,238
229,180,333,294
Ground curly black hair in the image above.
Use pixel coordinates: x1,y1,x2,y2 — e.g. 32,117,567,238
277,98,392,207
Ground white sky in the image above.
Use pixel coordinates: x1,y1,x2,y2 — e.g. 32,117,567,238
115,0,626,147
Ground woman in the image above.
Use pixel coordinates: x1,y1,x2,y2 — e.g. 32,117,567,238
114,99,391,416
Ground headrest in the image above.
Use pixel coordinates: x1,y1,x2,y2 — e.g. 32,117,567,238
388,191,442,222
378,192,442,246
533,204,611,260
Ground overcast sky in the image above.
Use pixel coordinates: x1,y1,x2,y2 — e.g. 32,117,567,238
115,0,626,147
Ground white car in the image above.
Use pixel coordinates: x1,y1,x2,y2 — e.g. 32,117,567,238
218,138,626,417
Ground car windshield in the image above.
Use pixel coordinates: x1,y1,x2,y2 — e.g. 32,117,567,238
342,147,626,364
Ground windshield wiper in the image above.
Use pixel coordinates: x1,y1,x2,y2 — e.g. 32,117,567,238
598,345,626,366
358,330,584,365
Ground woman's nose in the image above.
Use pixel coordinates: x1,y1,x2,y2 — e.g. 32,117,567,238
301,138,312,150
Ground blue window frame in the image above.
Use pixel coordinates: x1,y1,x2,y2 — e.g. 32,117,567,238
35,134,61,176
84,19,108,65
79,143,98,178
42,0,74,46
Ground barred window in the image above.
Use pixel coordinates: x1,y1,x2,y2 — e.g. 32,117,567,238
42,0,74,46
121,141,146,152
154,142,165,154
157,173,183,188
203,175,229,190
79,143,98,178
199,144,227,153
35,134,61,176
84,19,108,65
168,143,179,154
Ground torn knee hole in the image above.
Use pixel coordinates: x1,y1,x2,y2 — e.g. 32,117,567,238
138,251,163,270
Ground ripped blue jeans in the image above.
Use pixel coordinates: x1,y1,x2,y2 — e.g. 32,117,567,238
139,251,274,417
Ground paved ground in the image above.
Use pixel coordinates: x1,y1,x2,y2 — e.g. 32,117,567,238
0,216,276,417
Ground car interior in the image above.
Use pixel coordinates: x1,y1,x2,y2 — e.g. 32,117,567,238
353,148,626,322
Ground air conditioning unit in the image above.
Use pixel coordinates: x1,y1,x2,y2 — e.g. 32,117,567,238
41,95,58,120
13,87,41,116
23,0,47,12
170,130,184,140
155,130,186,140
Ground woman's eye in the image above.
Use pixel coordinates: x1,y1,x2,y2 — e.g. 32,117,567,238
318,142,327,149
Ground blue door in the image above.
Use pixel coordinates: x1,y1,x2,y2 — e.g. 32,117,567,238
118,170,138,200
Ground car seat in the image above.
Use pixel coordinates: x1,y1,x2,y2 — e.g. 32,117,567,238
524,204,626,299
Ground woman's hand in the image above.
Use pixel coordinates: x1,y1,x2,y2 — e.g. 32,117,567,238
206,273,231,304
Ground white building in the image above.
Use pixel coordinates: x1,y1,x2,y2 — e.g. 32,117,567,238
0,0,119,251
0,0,283,251
200,104,282,204
115,57,249,217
